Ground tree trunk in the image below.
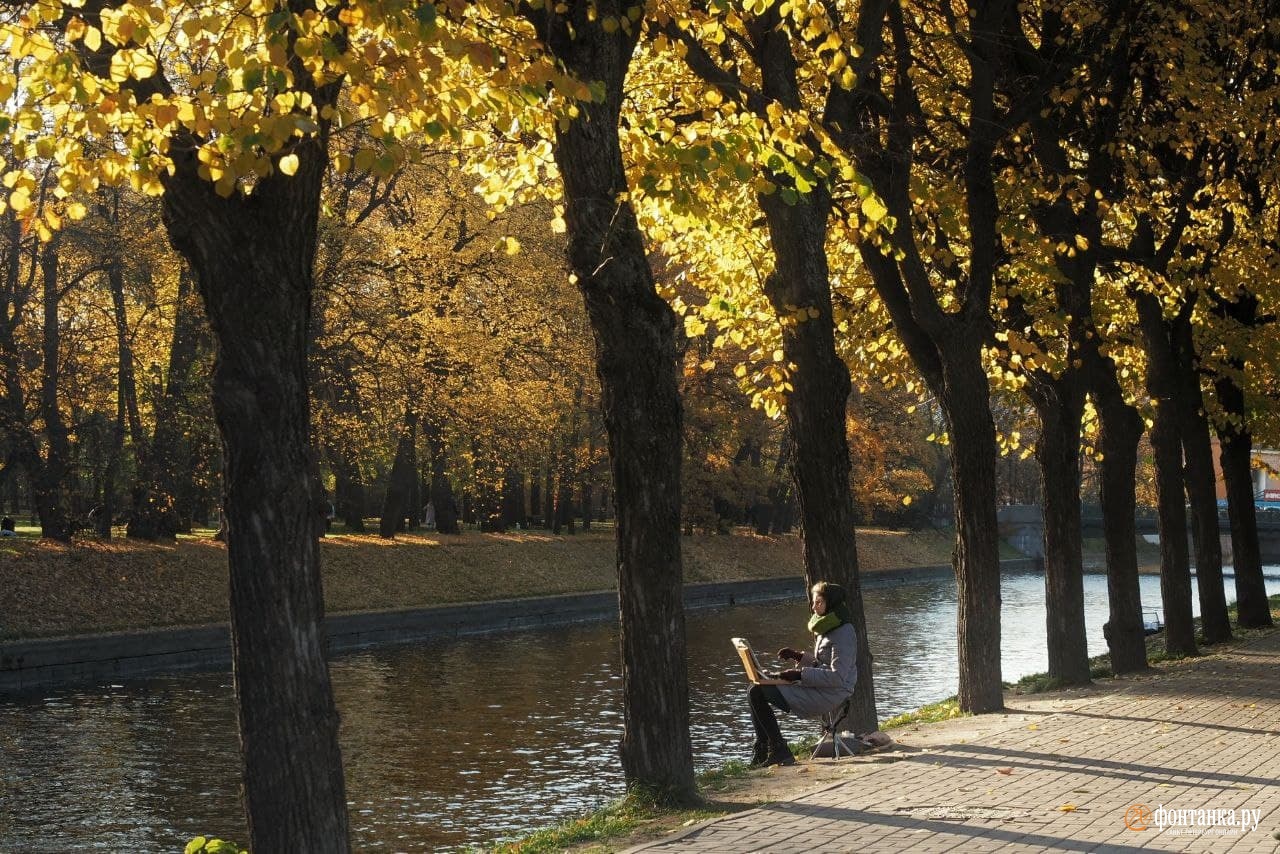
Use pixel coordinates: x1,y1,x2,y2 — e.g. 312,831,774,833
555,470,575,535
760,432,794,535
1211,290,1272,628
1171,316,1230,644
1026,375,1090,685
540,0,696,802
379,408,417,538
92,260,130,540
581,431,596,531
131,267,201,540
939,354,1005,712
1089,362,1149,673
427,423,459,535
35,236,72,542
161,89,350,848
406,465,422,529
529,473,542,526
332,454,366,531
92,259,129,540
831,0,1006,714
0,216,52,537
756,188,877,733
542,453,555,529
107,259,145,446
501,468,525,529
1136,294,1197,657
1216,378,1272,628
98,422,121,538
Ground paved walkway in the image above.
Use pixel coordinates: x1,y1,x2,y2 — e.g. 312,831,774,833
630,630,1280,853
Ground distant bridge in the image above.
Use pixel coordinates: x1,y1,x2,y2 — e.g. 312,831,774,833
997,504,1280,563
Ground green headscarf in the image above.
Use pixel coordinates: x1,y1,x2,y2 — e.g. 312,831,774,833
807,582,854,635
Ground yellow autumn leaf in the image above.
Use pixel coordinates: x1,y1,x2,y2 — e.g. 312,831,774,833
278,154,300,176
8,188,32,213
862,194,888,222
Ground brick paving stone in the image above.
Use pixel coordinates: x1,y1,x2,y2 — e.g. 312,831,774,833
627,630,1280,854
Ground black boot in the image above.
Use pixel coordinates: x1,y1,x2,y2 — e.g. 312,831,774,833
748,685,794,766
762,740,795,767
747,687,770,766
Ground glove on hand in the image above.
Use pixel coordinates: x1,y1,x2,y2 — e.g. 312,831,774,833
779,669,802,682
777,647,804,662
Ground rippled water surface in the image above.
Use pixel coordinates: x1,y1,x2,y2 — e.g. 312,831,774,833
1,569,1276,851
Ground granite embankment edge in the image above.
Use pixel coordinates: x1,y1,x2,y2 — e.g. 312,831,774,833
0,559,1040,693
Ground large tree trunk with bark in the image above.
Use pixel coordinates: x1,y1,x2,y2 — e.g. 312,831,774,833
1026,376,1090,685
939,352,1005,712
757,188,877,733
539,1,696,802
160,89,350,849
1171,317,1231,643
1088,360,1149,673
1215,375,1272,628
1136,294,1197,657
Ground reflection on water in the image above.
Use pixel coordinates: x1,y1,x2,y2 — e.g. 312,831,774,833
1,570,1277,851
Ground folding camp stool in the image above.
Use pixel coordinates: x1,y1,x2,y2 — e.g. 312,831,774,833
812,695,855,759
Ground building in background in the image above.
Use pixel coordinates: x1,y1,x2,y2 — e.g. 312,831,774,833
1213,445,1280,510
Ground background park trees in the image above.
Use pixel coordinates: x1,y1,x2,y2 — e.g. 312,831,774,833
4,0,1280,843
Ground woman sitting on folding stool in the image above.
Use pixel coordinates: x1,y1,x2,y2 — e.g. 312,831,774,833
746,580,858,767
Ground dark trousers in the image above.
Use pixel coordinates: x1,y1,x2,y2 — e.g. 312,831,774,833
748,684,791,748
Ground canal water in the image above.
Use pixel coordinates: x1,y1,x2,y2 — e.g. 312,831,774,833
1,569,1277,852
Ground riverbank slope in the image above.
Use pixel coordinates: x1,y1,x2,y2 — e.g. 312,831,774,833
2,526,988,640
